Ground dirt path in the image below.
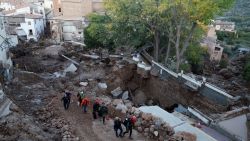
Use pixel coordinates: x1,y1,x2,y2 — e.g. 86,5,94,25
53,94,148,141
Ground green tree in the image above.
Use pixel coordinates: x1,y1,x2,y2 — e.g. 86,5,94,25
186,44,206,74
186,44,205,65
104,0,235,72
243,61,250,81
84,13,113,48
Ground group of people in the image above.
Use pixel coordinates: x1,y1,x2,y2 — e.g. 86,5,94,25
77,91,90,113
92,99,109,124
61,91,136,139
114,115,137,139
61,91,109,124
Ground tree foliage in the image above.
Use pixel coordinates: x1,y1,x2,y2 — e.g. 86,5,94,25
104,0,234,72
84,13,112,48
243,59,250,81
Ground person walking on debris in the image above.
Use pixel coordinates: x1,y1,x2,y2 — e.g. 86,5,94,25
61,94,70,110
114,117,123,137
81,97,90,113
92,99,100,119
77,91,85,106
65,91,72,105
98,102,108,124
123,115,137,139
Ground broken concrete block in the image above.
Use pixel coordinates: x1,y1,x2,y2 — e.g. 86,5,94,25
111,87,123,98
153,131,159,137
112,99,123,106
98,83,107,89
122,91,129,100
64,64,77,73
115,103,128,113
79,82,88,87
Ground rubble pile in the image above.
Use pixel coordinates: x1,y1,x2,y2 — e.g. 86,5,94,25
170,131,197,141
35,106,80,141
108,98,196,141
206,53,250,96
134,112,175,140
0,103,60,141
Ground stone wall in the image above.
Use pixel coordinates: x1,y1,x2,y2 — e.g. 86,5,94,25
111,60,228,115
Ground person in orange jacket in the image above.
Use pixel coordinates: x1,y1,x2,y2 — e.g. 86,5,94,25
81,97,90,113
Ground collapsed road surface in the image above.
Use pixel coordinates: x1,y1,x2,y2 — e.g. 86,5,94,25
1,43,249,141
1,43,148,141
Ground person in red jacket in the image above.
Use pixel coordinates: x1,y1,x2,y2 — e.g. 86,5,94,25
81,97,90,113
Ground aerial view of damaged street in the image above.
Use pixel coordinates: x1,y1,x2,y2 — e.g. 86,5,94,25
0,0,250,141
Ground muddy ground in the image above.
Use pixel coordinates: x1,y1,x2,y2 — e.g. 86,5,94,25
1,44,150,141
1,43,248,141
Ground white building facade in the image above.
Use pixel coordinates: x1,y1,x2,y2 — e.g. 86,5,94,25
19,14,45,41
0,2,15,11
3,4,45,42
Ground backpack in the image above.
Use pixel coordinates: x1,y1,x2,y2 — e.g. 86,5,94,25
124,118,131,127
79,92,85,99
101,106,108,114
131,115,137,125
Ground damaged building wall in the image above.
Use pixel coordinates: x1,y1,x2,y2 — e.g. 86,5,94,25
0,14,13,82
111,61,227,115
0,48,13,82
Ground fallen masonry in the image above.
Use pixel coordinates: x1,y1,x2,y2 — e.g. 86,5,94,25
0,42,248,141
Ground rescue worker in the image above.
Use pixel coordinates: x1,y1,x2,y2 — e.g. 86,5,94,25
77,91,85,106
98,103,108,124
64,91,72,105
123,117,133,139
114,117,123,137
92,99,100,119
61,95,70,110
81,97,90,113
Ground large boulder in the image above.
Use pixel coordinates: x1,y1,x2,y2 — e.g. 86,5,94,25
115,103,128,113
98,83,107,89
141,113,153,121
134,90,147,106
112,99,123,106
111,87,123,98
122,91,129,100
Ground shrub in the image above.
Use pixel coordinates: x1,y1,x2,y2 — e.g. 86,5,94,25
180,63,191,73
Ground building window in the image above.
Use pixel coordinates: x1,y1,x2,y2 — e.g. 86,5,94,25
215,47,221,51
29,29,33,35
59,8,61,12
78,32,82,34
28,21,31,25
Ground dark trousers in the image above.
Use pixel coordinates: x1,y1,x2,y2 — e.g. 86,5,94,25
102,116,105,124
93,111,97,119
82,105,87,113
123,127,132,137
115,127,123,137
63,101,69,110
